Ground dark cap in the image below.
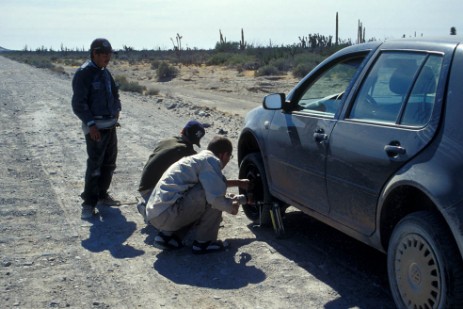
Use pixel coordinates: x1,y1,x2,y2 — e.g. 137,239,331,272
183,120,205,147
90,38,113,54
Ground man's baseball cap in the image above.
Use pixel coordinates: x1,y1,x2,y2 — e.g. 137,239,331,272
90,38,113,54
183,120,205,147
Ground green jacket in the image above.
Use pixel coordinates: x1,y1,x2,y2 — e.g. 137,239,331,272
139,136,196,192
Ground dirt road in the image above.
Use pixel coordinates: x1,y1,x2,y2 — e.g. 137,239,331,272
0,55,395,308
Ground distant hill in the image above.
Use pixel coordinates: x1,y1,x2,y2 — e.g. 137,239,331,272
0,46,11,52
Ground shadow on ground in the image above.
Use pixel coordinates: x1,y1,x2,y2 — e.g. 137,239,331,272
81,206,144,258
248,210,395,308
153,237,265,289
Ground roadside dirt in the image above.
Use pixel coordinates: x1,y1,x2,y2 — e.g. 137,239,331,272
0,56,395,308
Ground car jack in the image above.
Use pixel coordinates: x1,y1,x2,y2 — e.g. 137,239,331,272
270,202,285,238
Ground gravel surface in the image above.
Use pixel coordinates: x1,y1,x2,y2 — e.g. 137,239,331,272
0,55,395,309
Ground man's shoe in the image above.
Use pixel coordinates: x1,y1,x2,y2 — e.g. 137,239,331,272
81,205,99,219
153,232,183,250
192,240,230,254
98,194,121,206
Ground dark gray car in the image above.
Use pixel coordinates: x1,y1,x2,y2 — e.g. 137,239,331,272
237,37,463,308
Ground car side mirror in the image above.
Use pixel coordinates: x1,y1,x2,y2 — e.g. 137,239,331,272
263,93,285,110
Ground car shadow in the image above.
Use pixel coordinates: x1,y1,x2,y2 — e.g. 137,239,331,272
248,209,395,308
153,238,266,289
81,206,145,258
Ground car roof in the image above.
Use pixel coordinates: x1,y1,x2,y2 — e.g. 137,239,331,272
379,36,462,51
386,36,463,44
329,36,462,62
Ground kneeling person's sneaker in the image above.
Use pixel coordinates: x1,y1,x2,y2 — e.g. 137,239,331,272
98,194,121,206
81,205,99,219
192,240,229,254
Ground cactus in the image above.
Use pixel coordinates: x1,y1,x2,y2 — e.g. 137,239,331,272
298,36,307,48
176,33,183,51
219,29,226,44
239,28,247,50
357,20,365,43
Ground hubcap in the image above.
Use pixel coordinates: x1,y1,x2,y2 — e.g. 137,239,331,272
408,263,422,287
394,233,442,308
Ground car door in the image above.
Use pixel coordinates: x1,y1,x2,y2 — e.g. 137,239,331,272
265,55,367,214
327,51,444,235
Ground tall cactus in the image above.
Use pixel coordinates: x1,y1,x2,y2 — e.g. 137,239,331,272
357,20,365,43
219,29,226,44
239,28,247,50
176,33,182,51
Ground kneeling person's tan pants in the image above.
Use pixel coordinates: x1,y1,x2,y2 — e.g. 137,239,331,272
149,184,223,242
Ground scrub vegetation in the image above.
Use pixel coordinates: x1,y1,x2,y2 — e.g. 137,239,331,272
2,33,352,94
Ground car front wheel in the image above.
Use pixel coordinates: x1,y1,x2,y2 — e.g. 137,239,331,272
238,153,273,226
387,211,463,308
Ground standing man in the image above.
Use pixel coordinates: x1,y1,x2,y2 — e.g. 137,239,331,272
72,38,121,219
144,136,250,254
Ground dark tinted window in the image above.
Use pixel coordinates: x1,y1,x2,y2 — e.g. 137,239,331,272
349,52,442,126
401,55,442,126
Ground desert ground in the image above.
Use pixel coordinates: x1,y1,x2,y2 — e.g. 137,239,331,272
0,55,395,308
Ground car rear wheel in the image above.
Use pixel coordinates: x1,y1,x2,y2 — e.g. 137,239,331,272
239,153,273,226
387,211,463,308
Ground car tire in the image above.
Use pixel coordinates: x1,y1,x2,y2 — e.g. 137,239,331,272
387,211,463,308
239,153,273,226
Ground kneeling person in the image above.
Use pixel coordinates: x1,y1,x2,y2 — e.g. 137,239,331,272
145,136,249,254
138,120,205,203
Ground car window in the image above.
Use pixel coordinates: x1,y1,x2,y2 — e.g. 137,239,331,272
401,55,442,126
296,57,364,117
349,52,442,126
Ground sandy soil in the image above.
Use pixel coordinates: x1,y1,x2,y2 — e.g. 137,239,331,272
0,55,395,308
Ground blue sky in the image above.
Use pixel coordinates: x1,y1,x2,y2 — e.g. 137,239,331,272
0,0,460,51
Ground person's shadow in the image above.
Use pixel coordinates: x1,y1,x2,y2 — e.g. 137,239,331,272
81,207,144,258
153,238,266,289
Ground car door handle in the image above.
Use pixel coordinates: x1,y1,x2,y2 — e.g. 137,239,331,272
313,129,328,143
384,144,406,157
